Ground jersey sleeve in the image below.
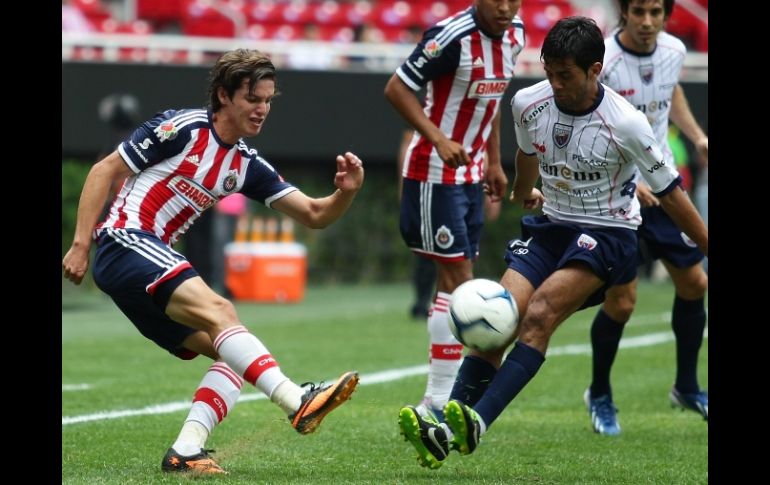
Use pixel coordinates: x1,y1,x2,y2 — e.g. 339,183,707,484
395,25,463,91
117,110,192,173
239,155,298,207
615,110,681,195
511,93,535,155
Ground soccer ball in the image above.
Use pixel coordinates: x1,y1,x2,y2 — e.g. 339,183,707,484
448,279,519,352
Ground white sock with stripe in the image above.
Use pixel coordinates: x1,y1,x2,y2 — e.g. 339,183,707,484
425,292,464,410
213,325,303,414
173,361,243,456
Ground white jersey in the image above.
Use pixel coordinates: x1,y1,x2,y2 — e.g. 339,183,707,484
511,80,680,229
600,31,687,164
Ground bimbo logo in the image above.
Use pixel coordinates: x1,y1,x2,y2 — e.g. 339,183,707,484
168,176,217,212
468,79,510,99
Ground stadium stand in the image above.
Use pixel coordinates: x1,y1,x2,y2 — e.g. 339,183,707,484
63,0,708,75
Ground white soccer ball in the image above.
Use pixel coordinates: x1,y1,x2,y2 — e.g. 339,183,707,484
448,279,519,352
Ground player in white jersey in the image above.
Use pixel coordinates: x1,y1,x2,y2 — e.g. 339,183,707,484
385,2,524,466
62,49,363,475
398,17,707,466
582,0,709,436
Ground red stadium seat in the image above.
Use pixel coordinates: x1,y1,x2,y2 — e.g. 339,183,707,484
183,1,237,38
317,25,356,43
345,0,375,26
373,1,419,29
137,0,185,23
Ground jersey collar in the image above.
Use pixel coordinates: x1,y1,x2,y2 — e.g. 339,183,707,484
614,30,657,57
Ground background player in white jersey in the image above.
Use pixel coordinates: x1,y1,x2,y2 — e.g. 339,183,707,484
397,17,708,467
384,1,524,455
62,49,364,475
583,0,709,436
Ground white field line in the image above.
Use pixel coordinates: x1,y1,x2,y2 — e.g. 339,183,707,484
62,384,92,391
62,328,707,427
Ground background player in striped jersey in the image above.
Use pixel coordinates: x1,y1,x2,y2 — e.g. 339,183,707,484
583,0,709,436
384,2,525,461
399,17,707,466
62,49,364,475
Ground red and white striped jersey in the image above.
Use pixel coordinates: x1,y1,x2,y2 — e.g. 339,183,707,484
96,109,296,245
396,6,525,184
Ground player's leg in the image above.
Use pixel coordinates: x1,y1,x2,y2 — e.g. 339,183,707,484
663,260,708,420
445,263,605,454
584,278,637,435
449,269,534,408
160,332,235,474
411,254,437,319
419,258,472,417
639,206,707,419
398,180,481,420
397,181,481,468
166,277,359,434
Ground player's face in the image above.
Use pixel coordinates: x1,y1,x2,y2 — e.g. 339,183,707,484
222,78,275,139
544,58,601,112
474,0,521,36
621,0,666,52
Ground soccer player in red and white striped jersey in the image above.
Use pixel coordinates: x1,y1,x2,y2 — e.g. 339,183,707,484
62,49,363,475
385,0,524,457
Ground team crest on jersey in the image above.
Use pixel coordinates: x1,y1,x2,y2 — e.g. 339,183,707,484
639,63,654,85
154,121,178,142
576,234,598,250
222,169,239,193
553,123,573,148
423,39,442,58
434,225,455,249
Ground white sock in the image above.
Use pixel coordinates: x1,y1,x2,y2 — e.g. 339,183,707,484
270,380,305,414
214,325,293,396
425,293,463,409
172,421,209,456
172,362,243,456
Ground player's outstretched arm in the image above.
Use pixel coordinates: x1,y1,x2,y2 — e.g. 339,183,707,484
658,185,708,257
272,152,364,229
63,150,134,285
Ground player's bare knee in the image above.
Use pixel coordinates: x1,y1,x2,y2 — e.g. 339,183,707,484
676,270,708,300
518,298,555,346
604,295,635,323
211,297,239,325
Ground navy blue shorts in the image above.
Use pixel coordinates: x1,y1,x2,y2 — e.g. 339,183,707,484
92,228,200,358
638,206,704,268
504,215,638,310
400,178,484,262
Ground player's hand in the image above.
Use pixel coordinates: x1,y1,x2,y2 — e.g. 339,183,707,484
695,136,708,166
510,188,544,209
62,246,90,285
484,164,508,203
334,151,365,192
636,183,659,207
436,139,471,168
